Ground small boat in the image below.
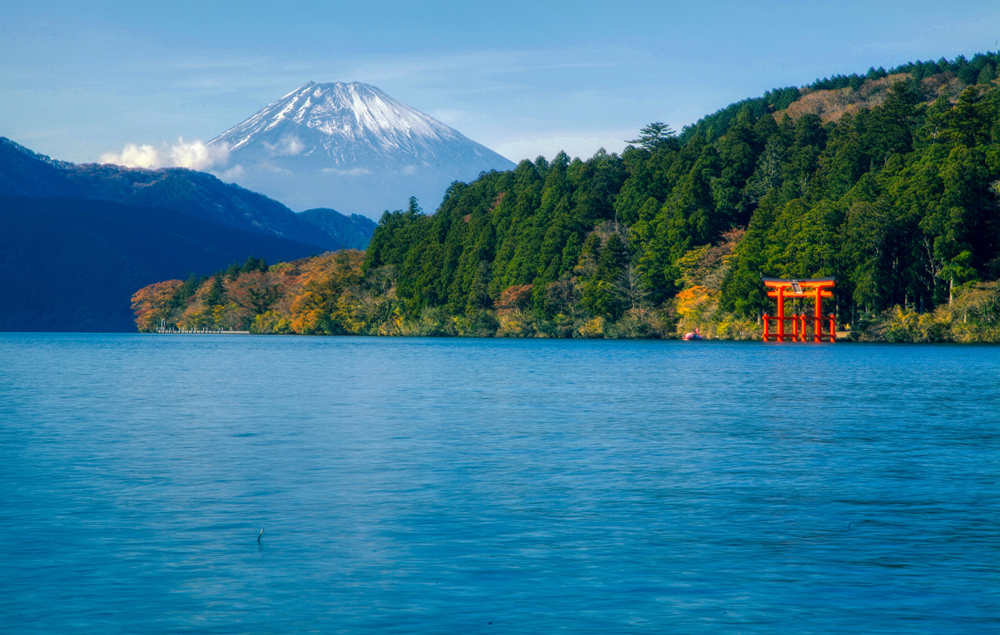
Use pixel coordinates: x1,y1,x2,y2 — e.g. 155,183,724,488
682,327,702,341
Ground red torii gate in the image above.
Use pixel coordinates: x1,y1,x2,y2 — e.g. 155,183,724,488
762,277,836,343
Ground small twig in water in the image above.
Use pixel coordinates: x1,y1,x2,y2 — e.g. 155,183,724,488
258,528,264,543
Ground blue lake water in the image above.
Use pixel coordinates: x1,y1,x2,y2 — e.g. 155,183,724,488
0,334,997,634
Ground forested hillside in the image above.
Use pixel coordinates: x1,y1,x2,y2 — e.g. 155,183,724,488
134,54,1000,341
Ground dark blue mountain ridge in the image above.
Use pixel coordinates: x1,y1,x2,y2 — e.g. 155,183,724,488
0,194,325,332
298,208,377,251
0,138,377,331
0,137,373,251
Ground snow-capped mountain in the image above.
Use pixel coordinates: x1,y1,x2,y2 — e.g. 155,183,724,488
208,82,515,217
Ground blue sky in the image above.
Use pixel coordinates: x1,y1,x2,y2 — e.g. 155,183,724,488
2,0,998,164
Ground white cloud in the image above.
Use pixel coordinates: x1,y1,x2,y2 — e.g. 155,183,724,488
99,143,161,168
264,134,305,157
170,138,230,170
401,165,418,175
213,164,246,182
99,138,230,171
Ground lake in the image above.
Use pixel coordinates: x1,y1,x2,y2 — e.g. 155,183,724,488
1,334,997,633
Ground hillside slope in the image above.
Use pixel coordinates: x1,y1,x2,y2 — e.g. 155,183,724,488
680,52,1000,141
298,208,377,250
0,138,337,249
0,195,322,332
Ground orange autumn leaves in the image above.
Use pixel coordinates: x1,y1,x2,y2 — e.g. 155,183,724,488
131,280,184,332
131,250,378,334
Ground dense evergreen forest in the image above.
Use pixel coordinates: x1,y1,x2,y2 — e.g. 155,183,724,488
134,54,1000,341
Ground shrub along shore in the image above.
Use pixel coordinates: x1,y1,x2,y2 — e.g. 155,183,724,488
132,253,998,342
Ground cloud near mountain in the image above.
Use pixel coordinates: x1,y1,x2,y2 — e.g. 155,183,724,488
100,138,231,171
263,135,305,157
101,82,515,218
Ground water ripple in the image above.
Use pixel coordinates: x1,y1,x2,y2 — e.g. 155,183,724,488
1,335,997,633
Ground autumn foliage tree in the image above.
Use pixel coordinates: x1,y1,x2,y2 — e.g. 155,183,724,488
289,251,366,334
131,280,183,332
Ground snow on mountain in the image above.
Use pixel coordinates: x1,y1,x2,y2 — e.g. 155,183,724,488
208,82,515,218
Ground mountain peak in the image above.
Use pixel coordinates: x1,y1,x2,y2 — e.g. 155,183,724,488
212,81,460,156
207,82,514,217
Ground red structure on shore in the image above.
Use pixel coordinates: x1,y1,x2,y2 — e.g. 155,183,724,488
762,277,836,343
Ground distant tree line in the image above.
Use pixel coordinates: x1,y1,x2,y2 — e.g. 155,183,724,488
679,51,1000,143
